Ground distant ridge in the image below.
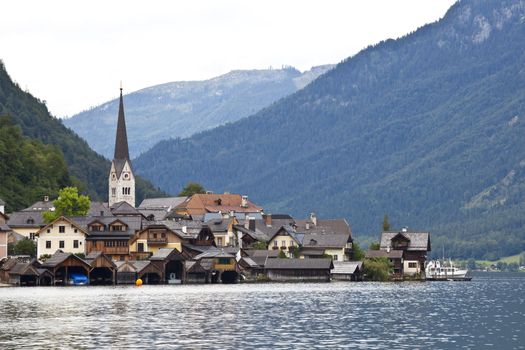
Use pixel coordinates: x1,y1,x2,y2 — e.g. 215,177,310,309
64,65,334,158
134,0,525,259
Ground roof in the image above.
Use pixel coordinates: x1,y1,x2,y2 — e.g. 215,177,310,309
299,248,325,256
88,202,113,217
268,226,304,245
36,216,88,236
295,218,352,237
194,249,235,260
240,256,259,268
138,197,187,210
174,193,263,216
380,231,431,251
332,261,363,275
7,211,45,227
41,251,90,268
9,262,39,276
205,218,234,233
0,223,11,232
22,199,55,212
365,249,403,259
150,248,185,261
265,258,333,270
113,88,130,161
74,215,142,239
301,233,350,249
110,201,141,216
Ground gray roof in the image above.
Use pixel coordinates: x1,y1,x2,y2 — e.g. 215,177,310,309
111,201,142,216
137,209,169,221
0,223,11,231
130,260,151,273
332,261,363,275
88,202,113,217
240,256,259,268
365,249,403,259
72,215,142,238
22,200,55,212
265,258,333,270
7,211,45,228
205,218,233,233
150,248,184,261
301,233,350,249
138,197,187,210
194,249,235,260
268,226,304,245
380,231,431,251
9,262,38,276
295,219,352,237
234,225,270,242
41,251,89,268
247,250,280,258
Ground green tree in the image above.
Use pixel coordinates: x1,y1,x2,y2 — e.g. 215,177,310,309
278,250,287,258
13,239,36,257
178,182,206,197
382,214,391,232
351,241,365,261
43,187,90,223
251,241,267,250
363,257,392,281
369,242,380,250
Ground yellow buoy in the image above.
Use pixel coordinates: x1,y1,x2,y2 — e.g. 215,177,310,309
135,278,143,286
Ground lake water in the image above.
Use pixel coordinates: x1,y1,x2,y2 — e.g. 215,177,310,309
0,272,523,349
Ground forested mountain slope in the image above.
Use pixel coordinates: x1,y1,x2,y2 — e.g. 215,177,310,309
135,0,525,259
0,62,165,207
65,66,333,158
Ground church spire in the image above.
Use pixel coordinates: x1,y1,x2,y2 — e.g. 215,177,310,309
113,86,130,160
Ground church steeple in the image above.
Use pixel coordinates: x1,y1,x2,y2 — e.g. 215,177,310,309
109,85,135,208
114,87,130,160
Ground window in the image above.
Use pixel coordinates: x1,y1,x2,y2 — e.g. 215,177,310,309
281,240,286,247
46,241,51,249
47,229,51,233
408,262,418,268
30,232,35,240
73,240,79,249
153,233,157,239
289,241,294,247
74,229,78,233
138,243,144,252
59,226,65,233
333,255,338,261
59,240,65,249
161,232,166,238
111,188,116,196
217,237,223,246
273,241,278,247
218,258,230,265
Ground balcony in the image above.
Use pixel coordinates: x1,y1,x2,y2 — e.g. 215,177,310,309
148,237,167,244
280,246,287,250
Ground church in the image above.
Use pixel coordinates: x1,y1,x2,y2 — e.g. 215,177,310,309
108,87,135,208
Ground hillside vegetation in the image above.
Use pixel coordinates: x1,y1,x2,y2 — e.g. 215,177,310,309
0,61,165,209
134,0,525,259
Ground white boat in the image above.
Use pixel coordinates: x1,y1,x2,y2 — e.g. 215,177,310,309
425,259,471,281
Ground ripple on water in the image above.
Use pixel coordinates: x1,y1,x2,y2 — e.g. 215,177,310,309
0,273,524,349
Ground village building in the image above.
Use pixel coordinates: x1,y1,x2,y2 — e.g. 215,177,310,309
331,261,363,281
137,197,187,221
40,251,92,285
0,210,10,259
35,216,88,258
192,249,239,283
204,217,238,247
129,223,185,260
264,258,333,282
172,193,263,219
108,87,135,208
84,251,117,285
267,226,303,257
149,248,186,283
377,228,431,279
6,196,53,239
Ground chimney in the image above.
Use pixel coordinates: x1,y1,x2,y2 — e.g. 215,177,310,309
265,214,272,227
401,226,408,233
305,222,310,230
182,226,187,234
44,195,49,202
241,195,248,208
310,212,317,226
205,190,214,194
249,217,256,231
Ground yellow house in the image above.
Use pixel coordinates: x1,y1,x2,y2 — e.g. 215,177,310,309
206,217,238,247
129,224,184,259
267,226,302,258
36,216,88,258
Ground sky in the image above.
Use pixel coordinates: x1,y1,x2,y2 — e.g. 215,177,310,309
0,0,456,118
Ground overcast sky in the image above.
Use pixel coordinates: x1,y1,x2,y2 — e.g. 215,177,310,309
1,0,456,118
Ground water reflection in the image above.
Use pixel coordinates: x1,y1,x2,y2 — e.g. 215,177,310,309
0,273,524,349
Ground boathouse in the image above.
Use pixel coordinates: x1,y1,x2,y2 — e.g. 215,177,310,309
331,261,363,281
149,248,186,284
85,251,117,285
41,251,91,285
264,258,333,282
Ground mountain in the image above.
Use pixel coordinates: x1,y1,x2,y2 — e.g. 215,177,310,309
0,61,165,208
64,65,334,158
134,0,525,259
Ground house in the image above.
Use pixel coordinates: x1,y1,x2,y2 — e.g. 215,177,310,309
205,217,238,247
0,211,10,259
264,258,333,282
295,214,353,261
82,215,142,261
149,248,186,284
7,209,46,240
331,261,363,281
129,223,185,260
379,228,431,279
267,226,303,257
172,193,263,217
35,216,88,258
